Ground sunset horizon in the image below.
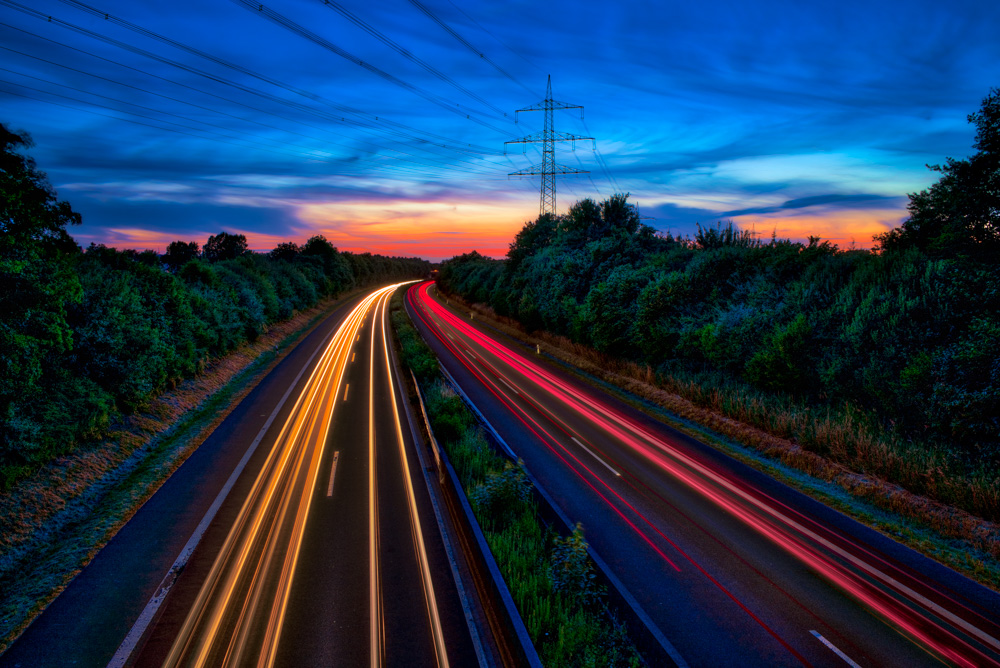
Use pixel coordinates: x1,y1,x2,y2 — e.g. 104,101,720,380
6,0,998,260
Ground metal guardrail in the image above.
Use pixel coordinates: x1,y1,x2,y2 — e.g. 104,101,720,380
409,369,542,668
438,363,686,668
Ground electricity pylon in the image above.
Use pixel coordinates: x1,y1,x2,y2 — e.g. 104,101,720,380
505,75,594,217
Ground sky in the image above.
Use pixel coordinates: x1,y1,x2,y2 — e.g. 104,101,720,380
2,0,999,261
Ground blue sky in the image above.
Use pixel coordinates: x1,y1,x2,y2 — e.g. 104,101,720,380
2,0,998,259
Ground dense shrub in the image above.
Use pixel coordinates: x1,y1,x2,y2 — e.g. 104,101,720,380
0,122,430,484
439,90,1000,502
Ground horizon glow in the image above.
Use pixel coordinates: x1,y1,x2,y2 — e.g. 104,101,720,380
2,0,998,260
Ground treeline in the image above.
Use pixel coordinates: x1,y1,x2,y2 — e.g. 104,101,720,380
440,90,1000,500
0,123,428,487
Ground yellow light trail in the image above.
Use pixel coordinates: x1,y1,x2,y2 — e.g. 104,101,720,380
377,289,450,668
369,288,382,668
162,281,443,667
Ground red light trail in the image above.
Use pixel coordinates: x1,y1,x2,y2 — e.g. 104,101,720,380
409,280,1000,668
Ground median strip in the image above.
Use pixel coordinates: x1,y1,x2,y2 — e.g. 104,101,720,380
391,287,660,667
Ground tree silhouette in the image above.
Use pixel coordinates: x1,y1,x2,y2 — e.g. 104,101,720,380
164,240,200,271
269,241,300,261
202,231,248,262
876,88,1000,260
1,123,83,457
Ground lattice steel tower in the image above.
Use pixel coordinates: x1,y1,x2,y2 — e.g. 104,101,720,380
506,76,593,217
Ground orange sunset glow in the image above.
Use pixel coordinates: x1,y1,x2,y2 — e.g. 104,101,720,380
294,198,532,259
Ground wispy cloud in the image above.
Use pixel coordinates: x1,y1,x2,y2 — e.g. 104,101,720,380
3,0,998,257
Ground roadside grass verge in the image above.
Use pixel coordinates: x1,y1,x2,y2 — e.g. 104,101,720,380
0,290,361,654
438,289,1000,592
391,291,642,667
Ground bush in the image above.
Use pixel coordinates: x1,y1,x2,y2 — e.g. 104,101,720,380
0,129,430,485
470,460,532,529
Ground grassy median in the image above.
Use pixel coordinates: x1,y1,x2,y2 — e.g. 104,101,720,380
391,290,642,668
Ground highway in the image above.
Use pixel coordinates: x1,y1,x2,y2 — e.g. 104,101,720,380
407,280,1000,668
134,282,474,667
0,284,477,667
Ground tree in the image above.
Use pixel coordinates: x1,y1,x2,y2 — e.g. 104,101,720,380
164,240,199,271
875,88,1000,260
301,235,336,262
202,231,248,262
269,241,300,261
744,313,814,393
301,235,351,291
601,192,641,236
560,199,601,247
0,123,83,463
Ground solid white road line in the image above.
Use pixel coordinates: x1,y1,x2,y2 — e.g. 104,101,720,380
810,630,863,667
107,319,339,668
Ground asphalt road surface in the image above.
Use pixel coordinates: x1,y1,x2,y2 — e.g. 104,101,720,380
407,280,1000,668
1,283,477,668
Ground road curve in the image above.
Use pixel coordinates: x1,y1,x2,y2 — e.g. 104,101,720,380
408,280,1000,668
136,282,476,667
0,283,477,668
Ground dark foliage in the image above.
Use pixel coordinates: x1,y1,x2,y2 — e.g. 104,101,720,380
202,231,248,262
269,241,300,262
163,240,199,271
0,124,429,485
441,98,1000,478
876,87,1000,261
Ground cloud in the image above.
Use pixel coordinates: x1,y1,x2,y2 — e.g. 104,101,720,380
721,193,906,217
294,197,531,261
7,0,999,259
69,198,303,251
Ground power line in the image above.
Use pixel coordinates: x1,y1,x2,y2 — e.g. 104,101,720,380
402,0,614,202
11,2,502,156
0,43,503,178
314,0,505,116
0,45,338,152
0,23,504,177
443,0,546,78
2,80,518,186
0,79,336,162
406,0,535,97
0,10,507,175
2,71,508,181
228,0,511,135
580,115,622,193
7,0,595,206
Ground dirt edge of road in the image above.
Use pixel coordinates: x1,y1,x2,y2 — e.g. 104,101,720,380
0,289,363,655
437,288,1000,594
